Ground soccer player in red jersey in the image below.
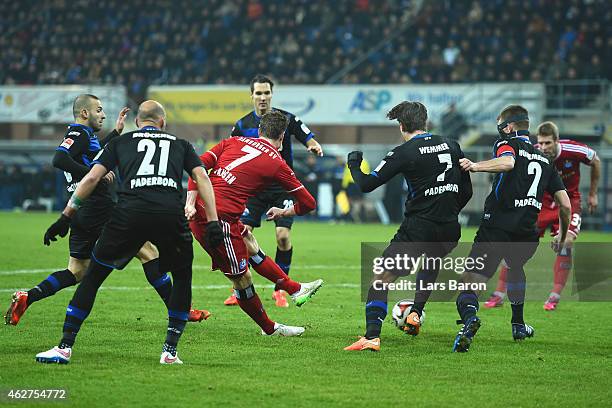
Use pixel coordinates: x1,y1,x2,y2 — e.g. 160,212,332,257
186,111,323,336
485,121,600,310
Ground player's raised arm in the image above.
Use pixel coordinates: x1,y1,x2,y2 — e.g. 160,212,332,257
459,141,516,173
347,149,402,193
99,107,130,146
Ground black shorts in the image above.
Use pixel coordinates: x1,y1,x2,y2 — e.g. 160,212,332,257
382,217,461,276
466,225,539,278
240,190,294,229
68,204,113,259
92,208,193,274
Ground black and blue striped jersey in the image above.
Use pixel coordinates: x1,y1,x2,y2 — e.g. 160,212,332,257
482,135,565,234
350,133,472,223
230,107,314,169
54,124,115,211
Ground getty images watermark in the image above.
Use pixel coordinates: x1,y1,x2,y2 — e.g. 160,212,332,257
360,242,612,302
371,252,487,292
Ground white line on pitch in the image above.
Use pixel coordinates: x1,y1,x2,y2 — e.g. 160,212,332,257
0,283,361,293
0,264,360,276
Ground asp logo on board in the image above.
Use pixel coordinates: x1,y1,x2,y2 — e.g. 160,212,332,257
349,89,392,112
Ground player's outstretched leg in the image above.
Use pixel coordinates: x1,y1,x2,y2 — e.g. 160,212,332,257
484,263,508,309
249,249,323,307
36,260,113,364
453,291,481,353
231,271,304,336
5,268,79,325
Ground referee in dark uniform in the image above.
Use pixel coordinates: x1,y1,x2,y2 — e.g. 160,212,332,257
36,100,223,365
227,74,323,307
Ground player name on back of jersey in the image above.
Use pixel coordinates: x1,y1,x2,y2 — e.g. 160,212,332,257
237,137,280,159
418,142,449,154
132,131,177,140
518,149,549,164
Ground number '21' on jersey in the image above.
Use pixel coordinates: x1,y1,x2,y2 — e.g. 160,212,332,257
93,127,202,214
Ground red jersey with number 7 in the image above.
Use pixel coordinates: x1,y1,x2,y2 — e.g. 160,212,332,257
188,136,316,221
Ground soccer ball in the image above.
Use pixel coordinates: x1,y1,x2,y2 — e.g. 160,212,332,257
391,299,425,331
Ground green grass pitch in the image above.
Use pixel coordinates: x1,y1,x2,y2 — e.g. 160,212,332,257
1,212,611,407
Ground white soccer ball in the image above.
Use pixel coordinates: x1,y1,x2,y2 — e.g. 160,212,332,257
391,299,425,331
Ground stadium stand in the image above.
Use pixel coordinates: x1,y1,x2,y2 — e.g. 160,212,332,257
1,0,610,102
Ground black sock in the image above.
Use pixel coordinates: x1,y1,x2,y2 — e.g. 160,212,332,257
164,316,187,356
411,268,440,316
456,291,479,323
275,247,293,275
511,303,524,324
60,260,113,348
162,342,177,356
27,269,77,305
507,268,526,325
143,259,172,307
364,285,388,339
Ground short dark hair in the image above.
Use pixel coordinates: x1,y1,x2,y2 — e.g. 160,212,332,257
250,74,274,93
72,94,99,119
259,111,288,140
387,101,428,133
536,121,559,140
498,105,529,130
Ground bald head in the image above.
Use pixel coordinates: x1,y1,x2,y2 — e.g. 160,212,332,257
137,100,166,126
72,94,100,119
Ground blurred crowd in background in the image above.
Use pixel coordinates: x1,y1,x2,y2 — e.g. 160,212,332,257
1,0,610,102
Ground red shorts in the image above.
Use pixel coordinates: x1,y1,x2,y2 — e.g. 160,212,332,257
537,198,581,238
190,217,249,277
